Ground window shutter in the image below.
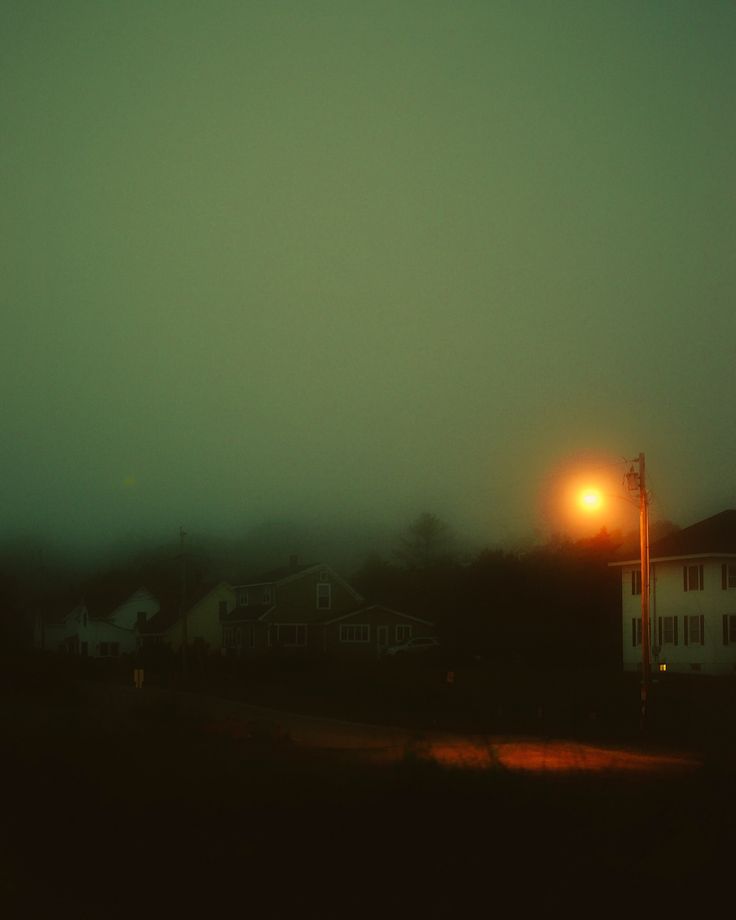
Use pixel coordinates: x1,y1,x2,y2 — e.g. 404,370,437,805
724,614,729,646
632,618,637,647
723,564,728,590
699,565,704,591
674,616,678,646
700,614,705,646
683,566,688,592
684,617,689,646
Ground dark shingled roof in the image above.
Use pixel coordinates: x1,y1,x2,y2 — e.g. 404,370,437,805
221,604,273,624
233,563,317,586
649,510,736,558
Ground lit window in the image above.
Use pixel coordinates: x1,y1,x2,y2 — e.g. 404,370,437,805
659,663,667,672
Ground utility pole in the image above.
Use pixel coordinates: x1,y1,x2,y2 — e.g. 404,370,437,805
179,526,188,676
626,454,650,728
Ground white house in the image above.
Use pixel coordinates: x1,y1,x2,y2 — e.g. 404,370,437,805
611,510,736,675
35,586,159,659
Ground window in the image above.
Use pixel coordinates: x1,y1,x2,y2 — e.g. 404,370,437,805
237,590,248,607
684,615,704,646
262,587,273,604
683,565,704,592
223,627,233,646
137,611,147,628
631,570,642,596
395,624,413,643
631,618,642,647
319,569,329,583
723,614,736,645
276,624,306,646
234,627,242,648
658,616,678,646
218,600,228,617
340,624,370,643
722,564,736,589
317,583,331,610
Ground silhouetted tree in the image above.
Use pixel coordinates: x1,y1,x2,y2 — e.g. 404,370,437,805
394,512,456,570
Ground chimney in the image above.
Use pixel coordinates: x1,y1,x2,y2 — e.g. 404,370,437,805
289,554,299,571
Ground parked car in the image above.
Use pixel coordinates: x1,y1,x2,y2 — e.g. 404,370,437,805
384,636,440,657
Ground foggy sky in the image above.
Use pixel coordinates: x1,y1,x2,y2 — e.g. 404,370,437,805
2,1,735,560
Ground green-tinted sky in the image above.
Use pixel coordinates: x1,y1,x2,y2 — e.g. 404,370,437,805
2,0,735,555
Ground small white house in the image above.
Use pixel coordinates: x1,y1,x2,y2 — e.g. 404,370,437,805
611,510,736,675
36,586,159,658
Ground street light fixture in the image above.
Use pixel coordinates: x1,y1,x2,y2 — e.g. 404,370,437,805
577,453,651,728
625,453,651,728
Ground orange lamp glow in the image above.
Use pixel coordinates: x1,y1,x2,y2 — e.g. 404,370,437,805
579,488,603,511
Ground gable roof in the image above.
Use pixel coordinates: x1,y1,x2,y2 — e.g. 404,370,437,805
611,509,736,565
139,581,231,635
650,510,736,558
233,563,364,601
322,605,435,627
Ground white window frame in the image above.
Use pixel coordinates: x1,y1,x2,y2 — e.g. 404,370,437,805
317,583,331,610
276,624,307,647
659,615,677,646
339,624,370,643
684,614,704,646
395,624,413,643
684,565,704,592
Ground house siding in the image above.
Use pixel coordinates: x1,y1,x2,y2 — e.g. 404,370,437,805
622,557,736,675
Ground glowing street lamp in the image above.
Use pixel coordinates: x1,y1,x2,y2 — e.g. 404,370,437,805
576,456,651,728
579,488,603,511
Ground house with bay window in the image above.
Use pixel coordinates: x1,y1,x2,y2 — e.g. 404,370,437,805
221,558,434,659
611,510,736,675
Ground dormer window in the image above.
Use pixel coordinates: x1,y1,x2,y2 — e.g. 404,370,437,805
262,587,273,604
317,583,331,610
237,590,248,607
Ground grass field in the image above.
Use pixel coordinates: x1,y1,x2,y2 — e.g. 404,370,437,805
3,656,735,916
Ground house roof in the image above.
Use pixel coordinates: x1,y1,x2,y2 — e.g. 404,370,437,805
139,581,230,635
232,563,317,586
322,605,435,627
221,604,273,624
611,509,736,565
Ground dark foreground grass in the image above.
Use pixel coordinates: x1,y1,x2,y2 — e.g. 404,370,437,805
2,677,734,917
